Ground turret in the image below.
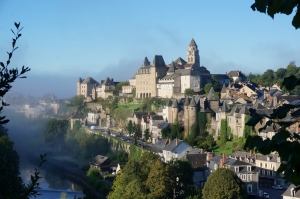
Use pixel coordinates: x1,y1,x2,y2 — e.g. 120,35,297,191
77,77,83,96
188,97,197,131
172,99,179,123
184,97,190,138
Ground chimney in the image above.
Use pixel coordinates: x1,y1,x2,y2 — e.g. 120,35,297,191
176,138,178,146
168,138,171,144
220,159,224,168
250,150,253,156
277,156,281,163
112,78,114,82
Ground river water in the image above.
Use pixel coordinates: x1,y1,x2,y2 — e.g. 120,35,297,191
21,157,85,199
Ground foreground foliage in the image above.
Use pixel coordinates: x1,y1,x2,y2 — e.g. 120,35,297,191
0,22,45,199
245,73,300,189
202,168,247,199
108,152,200,199
251,0,300,29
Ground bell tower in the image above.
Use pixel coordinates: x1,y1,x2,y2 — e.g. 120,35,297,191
186,38,200,64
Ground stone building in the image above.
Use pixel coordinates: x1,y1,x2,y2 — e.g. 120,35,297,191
77,77,98,98
184,97,197,138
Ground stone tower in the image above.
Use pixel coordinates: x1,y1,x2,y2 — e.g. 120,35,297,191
184,97,190,138
166,99,173,123
172,99,179,123
186,38,200,64
77,77,82,96
188,97,197,132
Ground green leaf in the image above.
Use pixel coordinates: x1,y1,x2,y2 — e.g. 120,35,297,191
282,75,300,90
246,113,263,126
272,130,291,143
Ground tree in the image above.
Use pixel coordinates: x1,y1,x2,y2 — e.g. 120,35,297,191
204,83,213,94
0,22,46,199
44,118,69,148
251,0,300,29
170,118,183,139
70,95,84,109
245,74,300,189
113,82,129,96
134,124,142,138
220,119,228,146
202,168,247,199
126,120,133,136
143,129,150,142
211,75,221,91
184,88,194,97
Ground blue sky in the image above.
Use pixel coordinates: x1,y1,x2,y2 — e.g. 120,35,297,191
0,1,299,98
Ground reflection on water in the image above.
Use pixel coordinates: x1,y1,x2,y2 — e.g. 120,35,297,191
21,157,84,198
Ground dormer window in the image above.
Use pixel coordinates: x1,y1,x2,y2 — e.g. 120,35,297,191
247,166,251,172
235,166,239,172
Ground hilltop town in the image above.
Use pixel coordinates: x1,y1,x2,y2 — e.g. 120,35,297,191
7,39,300,199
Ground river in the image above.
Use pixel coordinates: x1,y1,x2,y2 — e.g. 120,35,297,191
21,155,85,199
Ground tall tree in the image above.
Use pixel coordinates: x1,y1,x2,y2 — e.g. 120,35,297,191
202,168,247,199
44,118,69,148
143,129,150,142
126,120,133,136
70,95,85,109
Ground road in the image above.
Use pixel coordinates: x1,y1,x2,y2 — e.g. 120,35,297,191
259,187,286,199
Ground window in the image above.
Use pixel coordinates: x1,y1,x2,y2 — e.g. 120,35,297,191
260,163,262,167
247,166,251,171
265,163,267,168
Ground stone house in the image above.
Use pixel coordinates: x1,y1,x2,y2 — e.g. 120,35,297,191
70,110,85,130
162,139,192,162
90,155,116,173
127,111,156,125
94,77,115,99
207,153,260,195
77,77,98,98
183,148,209,188
150,121,169,144
227,70,246,82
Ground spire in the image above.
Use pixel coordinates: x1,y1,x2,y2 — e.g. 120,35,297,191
221,84,227,93
207,87,219,100
184,97,190,106
167,62,176,74
189,38,197,47
166,99,172,107
142,57,150,67
172,99,178,108
189,97,196,107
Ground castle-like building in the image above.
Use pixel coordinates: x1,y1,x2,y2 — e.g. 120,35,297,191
133,39,212,99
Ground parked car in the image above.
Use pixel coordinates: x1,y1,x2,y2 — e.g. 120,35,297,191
272,185,283,189
263,192,270,198
121,137,125,141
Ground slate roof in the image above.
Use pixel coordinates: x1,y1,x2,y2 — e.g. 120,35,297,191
227,70,245,78
282,184,300,198
189,38,197,47
142,57,150,67
221,84,227,93
168,62,176,73
184,97,190,106
176,68,199,76
133,112,156,119
207,87,219,101
153,55,166,67
100,77,114,86
175,57,187,65
91,155,109,166
153,139,169,151
172,99,179,108
166,99,172,107
189,97,196,107
163,139,184,151
150,115,164,121
81,77,98,84
185,153,207,170
70,110,84,119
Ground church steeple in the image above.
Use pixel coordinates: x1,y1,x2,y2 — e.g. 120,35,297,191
186,38,200,64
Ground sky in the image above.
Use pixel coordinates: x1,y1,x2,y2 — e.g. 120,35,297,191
0,1,299,98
